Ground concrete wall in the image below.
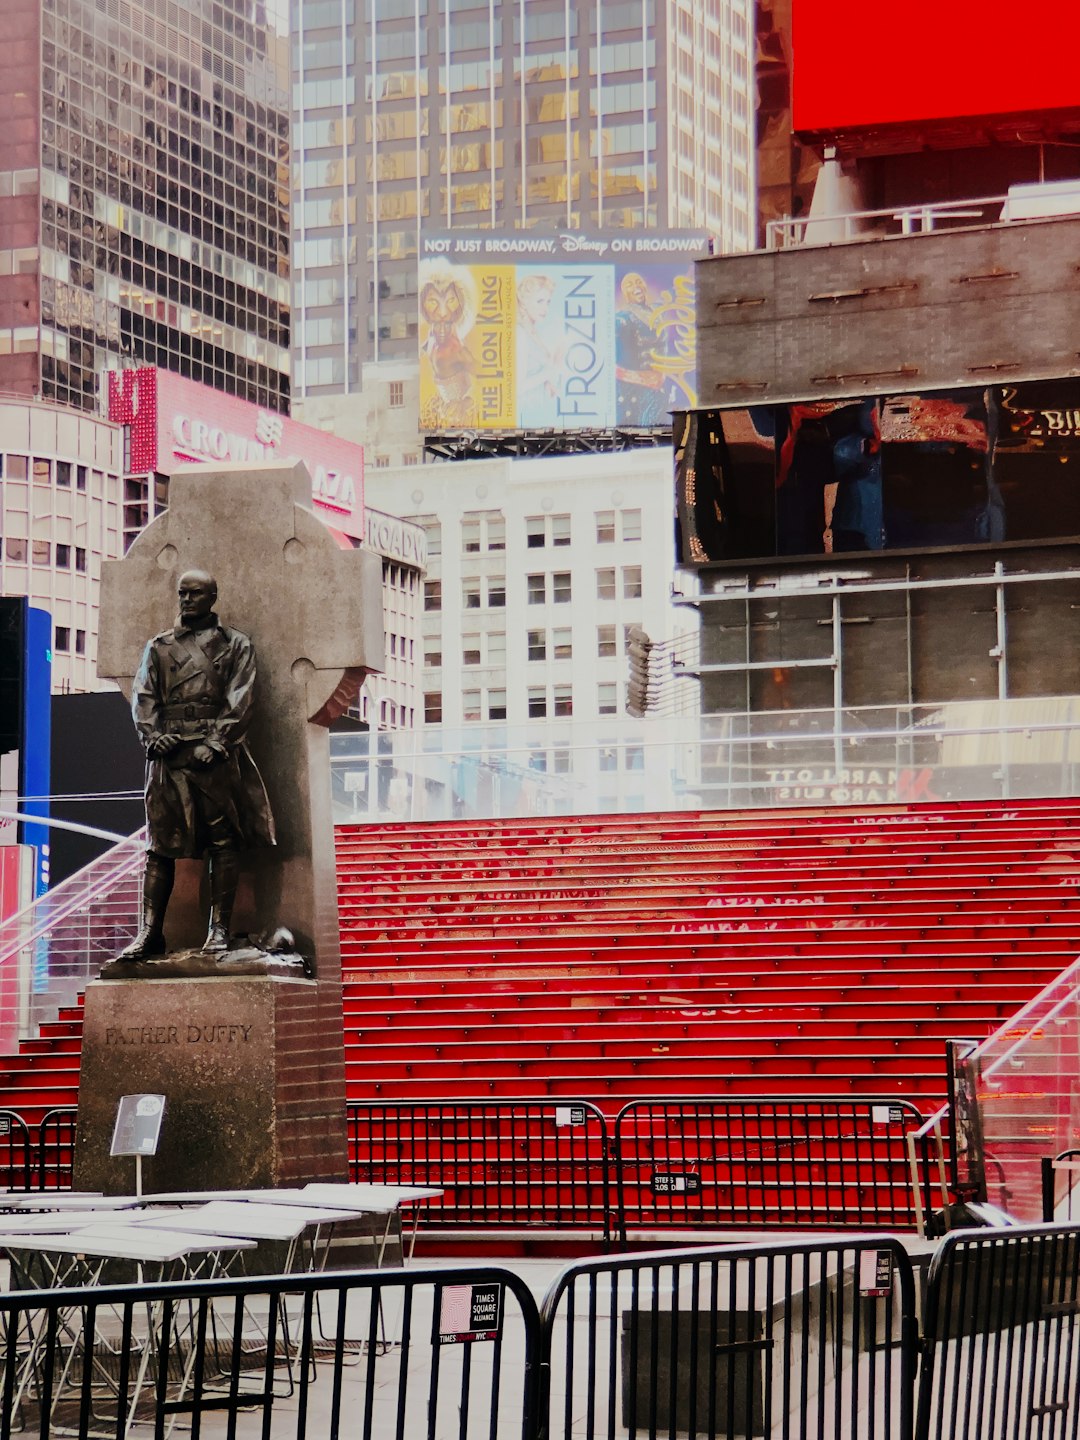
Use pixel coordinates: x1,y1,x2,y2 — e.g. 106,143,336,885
695,215,1080,407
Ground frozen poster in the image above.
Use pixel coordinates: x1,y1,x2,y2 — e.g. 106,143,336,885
614,262,698,427
515,266,615,430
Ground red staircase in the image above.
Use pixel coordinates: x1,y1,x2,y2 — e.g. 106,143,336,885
336,798,1080,1108
3,798,1080,1121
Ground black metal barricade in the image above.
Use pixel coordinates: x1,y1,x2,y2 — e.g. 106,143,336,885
539,1236,918,1440
0,1263,541,1440
916,1222,1080,1440
36,1105,77,1191
347,1099,614,1240
614,1096,927,1238
0,1110,32,1192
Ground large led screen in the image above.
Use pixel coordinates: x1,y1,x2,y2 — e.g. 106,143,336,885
675,383,1080,567
793,0,1080,133
418,231,706,433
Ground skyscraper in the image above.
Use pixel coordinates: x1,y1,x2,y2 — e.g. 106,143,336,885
292,0,755,398
0,0,291,414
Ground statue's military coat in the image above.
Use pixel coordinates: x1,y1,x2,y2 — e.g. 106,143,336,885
132,617,276,858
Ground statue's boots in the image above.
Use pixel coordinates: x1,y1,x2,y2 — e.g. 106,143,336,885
117,855,175,961
203,849,239,953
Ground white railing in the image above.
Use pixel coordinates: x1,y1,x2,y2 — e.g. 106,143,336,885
0,832,145,1044
765,192,1014,250
330,696,1080,824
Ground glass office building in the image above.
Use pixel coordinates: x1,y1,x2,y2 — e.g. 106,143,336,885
292,0,755,394
0,0,292,414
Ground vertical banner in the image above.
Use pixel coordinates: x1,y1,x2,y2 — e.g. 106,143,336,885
615,262,698,425
516,265,615,429
418,259,516,431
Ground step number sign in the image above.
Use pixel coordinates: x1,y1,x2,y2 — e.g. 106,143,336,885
652,1171,702,1195
110,1094,166,1157
438,1283,503,1345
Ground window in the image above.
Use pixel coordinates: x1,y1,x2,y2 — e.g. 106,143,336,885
5,538,26,562
462,634,481,665
526,517,545,548
403,453,419,466
424,580,442,611
551,514,571,546
599,746,618,772
527,574,546,605
553,749,572,774
553,684,573,717
462,518,480,552
487,516,506,551
424,640,442,667
75,547,87,573
487,632,507,666
389,380,405,407
623,565,642,599
488,688,507,720
463,688,482,721
597,624,617,658
424,691,443,723
622,509,642,542
488,577,506,607
55,625,70,652
32,540,50,565
553,572,571,604
597,568,616,600
375,455,390,468
527,687,547,718
56,461,71,488
33,457,50,486
463,579,481,608
625,745,645,771
56,543,71,569
596,511,615,543
76,465,87,491
423,521,442,557
552,628,572,660
598,682,618,715
527,629,546,661
75,630,86,656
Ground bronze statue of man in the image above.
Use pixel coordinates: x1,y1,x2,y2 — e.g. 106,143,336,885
119,569,276,960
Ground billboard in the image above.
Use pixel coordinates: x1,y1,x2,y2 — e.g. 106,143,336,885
418,232,707,433
107,368,365,540
675,381,1080,567
793,0,1080,134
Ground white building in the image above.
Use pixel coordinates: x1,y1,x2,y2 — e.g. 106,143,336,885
0,398,125,694
360,447,699,805
355,506,427,731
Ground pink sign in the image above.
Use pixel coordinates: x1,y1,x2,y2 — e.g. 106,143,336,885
108,368,365,539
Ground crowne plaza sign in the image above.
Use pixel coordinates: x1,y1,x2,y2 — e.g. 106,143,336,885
107,367,365,539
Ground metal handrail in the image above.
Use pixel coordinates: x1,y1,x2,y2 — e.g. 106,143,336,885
0,829,144,971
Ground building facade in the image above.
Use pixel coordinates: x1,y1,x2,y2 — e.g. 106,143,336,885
363,444,698,732
0,0,291,415
291,0,755,397
0,397,125,694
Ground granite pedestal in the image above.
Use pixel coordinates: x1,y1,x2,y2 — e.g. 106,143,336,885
74,975,347,1194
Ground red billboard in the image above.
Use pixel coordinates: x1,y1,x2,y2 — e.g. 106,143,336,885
793,0,1080,134
107,369,364,540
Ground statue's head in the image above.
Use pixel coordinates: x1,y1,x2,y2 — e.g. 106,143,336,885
177,569,217,626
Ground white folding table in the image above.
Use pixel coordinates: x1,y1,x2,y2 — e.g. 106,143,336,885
0,1223,258,1432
